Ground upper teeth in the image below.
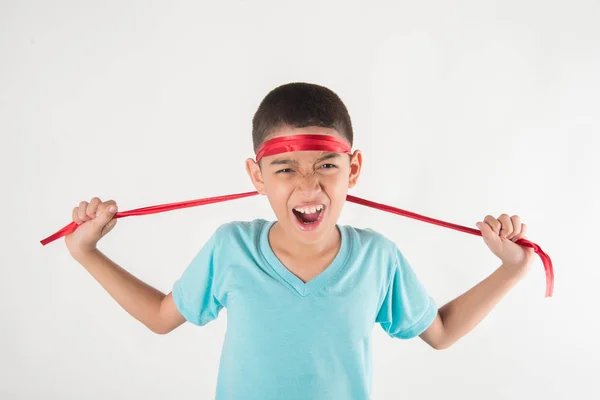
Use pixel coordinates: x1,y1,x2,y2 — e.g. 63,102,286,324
294,205,324,214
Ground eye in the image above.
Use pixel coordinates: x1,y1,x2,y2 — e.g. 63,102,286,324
276,168,294,174
320,164,338,169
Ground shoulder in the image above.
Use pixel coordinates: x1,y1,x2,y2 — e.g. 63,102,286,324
341,224,409,268
210,219,271,249
215,218,270,237
343,225,399,254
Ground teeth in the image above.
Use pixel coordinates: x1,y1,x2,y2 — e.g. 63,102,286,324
294,205,324,214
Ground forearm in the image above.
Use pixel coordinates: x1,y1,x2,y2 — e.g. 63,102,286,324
438,265,525,346
73,249,167,333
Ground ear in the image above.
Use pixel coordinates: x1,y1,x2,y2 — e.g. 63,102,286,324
245,158,267,195
348,150,363,189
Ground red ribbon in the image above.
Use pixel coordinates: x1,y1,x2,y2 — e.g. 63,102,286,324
39,190,554,297
40,134,554,297
256,134,352,161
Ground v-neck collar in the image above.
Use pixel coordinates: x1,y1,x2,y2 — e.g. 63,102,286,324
259,220,351,297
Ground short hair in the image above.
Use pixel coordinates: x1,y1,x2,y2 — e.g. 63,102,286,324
252,82,354,153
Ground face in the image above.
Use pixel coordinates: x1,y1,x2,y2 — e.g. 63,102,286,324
246,126,362,245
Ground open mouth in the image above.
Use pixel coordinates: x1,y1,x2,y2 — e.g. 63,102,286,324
292,204,325,226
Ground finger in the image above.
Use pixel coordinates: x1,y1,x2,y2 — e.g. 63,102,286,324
86,197,102,219
497,214,513,239
92,203,118,229
96,200,116,217
484,215,501,235
511,223,527,242
507,215,521,239
72,207,83,225
78,201,90,222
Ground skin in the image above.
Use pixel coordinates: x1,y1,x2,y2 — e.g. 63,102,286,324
66,126,535,349
245,126,362,282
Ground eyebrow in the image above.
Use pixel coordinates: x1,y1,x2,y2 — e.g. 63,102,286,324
269,152,341,166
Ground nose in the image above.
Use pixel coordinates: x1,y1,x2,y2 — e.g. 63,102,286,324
296,172,322,196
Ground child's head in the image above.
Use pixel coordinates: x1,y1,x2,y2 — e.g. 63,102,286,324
246,82,362,245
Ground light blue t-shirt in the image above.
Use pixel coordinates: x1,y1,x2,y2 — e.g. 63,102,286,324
172,219,437,400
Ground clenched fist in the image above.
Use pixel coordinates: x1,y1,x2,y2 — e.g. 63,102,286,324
65,197,118,257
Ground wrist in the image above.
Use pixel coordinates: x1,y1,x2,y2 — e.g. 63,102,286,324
72,248,102,264
499,263,528,280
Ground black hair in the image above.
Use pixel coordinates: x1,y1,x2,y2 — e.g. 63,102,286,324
252,82,354,153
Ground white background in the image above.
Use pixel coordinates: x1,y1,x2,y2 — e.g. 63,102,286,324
2,1,599,399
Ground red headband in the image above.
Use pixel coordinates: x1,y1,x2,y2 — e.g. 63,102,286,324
256,134,352,162
40,134,554,297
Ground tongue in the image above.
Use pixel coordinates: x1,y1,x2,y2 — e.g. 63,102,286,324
298,210,320,223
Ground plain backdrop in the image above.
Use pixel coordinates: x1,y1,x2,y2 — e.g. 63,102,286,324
2,1,599,399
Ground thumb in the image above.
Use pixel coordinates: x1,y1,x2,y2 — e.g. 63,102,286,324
476,222,496,242
92,205,118,230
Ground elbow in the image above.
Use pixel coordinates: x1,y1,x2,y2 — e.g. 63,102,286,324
430,337,458,350
431,341,451,350
147,322,173,335
153,325,176,335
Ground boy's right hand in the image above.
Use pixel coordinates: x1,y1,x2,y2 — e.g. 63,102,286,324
65,197,118,258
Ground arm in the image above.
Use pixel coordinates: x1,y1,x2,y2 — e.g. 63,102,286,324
66,197,185,335
74,249,186,334
420,213,535,349
420,264,525,349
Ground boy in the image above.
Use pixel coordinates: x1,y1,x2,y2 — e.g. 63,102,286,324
65,82,535,399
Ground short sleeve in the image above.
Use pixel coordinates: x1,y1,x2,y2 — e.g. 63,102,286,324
172,228,224,326
376,248,437,339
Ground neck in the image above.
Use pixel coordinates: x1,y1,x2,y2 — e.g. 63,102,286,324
269,222,340,261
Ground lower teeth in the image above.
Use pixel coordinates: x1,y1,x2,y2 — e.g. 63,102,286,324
297,210,322,224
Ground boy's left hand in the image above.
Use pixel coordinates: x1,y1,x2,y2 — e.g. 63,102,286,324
476,214,536,275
